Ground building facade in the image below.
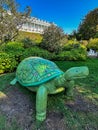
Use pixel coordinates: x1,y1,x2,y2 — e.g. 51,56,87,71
19,17,51,34
7,10,51,34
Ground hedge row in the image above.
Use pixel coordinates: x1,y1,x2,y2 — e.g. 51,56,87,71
0,41,87,74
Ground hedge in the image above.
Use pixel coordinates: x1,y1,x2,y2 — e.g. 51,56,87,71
0,41,87,74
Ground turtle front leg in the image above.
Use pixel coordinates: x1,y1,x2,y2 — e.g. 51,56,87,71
65,80,75,97
36,85,47,122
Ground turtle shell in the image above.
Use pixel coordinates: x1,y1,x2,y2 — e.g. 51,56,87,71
16,57,64,87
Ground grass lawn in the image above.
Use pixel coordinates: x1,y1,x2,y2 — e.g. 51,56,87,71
0,58,98,130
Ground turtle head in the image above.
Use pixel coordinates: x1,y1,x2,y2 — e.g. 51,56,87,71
54,66,89,95
64,66,89,80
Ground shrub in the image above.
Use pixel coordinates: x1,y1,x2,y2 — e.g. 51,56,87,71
56,51,73,61
0,40,87,74
87,38,98,51
80,40,88,46
71,48,87,61
20,47,54,61
55,47,87,61
0,52,18,74
0,41,24,52
21,37,36,48
40,24,65,53
0,41,25,63
63,40,81,51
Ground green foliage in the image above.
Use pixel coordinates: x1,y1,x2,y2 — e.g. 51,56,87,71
56,45,87,61
0,42,54,74
94,31,98,38
0,41,25,62
0,40,87,74
56,51,74,61
63,40,79,51
0,42,24,52
80,40,88,46
20,47,54,61
40,24,65,53
61,40,87,61
87,38,98,50
0,52,17,74
77,8,98,40
21,37,36,48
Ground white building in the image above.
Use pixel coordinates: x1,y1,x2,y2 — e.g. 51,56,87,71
19,17,51,34
7,10,51,34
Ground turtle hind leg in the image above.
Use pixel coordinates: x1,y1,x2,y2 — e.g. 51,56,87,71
10,78,17,85
36,85,47,122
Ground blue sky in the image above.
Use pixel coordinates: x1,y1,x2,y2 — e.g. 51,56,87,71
16,0,98,34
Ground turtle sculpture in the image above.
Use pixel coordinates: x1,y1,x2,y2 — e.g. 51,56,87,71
10,57,89,121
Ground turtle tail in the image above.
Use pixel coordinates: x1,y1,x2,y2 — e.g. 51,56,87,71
10,78,17,85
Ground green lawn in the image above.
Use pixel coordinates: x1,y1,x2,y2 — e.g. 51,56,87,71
0,58,98,130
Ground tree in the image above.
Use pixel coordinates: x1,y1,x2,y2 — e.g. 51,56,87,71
0,0,31,44
40,24,65,53
77,8,98,40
